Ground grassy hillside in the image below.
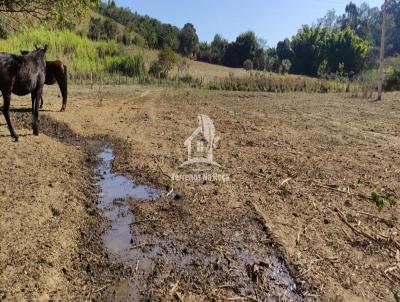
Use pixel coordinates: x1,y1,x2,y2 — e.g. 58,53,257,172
0,26,248,81
75,10,138,38
0,25,357,93
0,28,119,75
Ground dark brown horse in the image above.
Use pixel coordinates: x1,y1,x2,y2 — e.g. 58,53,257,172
21,50,68,112
0,46,47,141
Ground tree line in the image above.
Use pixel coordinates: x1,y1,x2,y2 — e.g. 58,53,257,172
90,1,400,78
8,0,392,79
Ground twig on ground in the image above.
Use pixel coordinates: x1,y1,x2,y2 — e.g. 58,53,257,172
334,207,400,251
384,266,398,274
217,284,235,289
130,243,154,249
280,178,292,187
358,211,381,219
313,182,354,196
157,162,174,197
92,284,109,293
169,281,179,296
227,297,246,301
175,292,184,302
341,227,353,242
129,219,159,225
166,187,174,197
335,207,375,242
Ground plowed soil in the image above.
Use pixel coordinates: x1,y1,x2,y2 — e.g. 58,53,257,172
1,85,400,301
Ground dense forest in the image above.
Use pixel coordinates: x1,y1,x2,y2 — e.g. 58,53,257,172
87,1,400,79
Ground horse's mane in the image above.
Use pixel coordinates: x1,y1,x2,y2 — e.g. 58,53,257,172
11,54,23,64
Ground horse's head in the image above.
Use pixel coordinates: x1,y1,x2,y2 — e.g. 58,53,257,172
32,44,48,58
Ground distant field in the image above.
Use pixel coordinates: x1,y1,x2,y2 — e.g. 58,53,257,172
172,59,249,80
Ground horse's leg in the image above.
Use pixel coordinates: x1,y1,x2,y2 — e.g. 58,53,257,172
58,65,68,112
2,91,19,141
32,89,40,136
40,94,43,109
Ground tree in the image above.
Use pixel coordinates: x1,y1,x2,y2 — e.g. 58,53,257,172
107,0,116,8
265,48,279,72
253,48,267,70
178,23,199,57
0,14,10,39
326,28,371,75
386,0,400,56
157,24,180,50
235,31,259,66
276,38,294,63
210,34,228,65
318,9,339,29
291,26,329,76
102,19,118,40
0,0,98,22
88,17,103,40
243,59,254,70
158,48,177,78
197,42,212,62
342,2,359,30
137,16,158,48
224,31,260,68
279,59,292,74
88,17,118,40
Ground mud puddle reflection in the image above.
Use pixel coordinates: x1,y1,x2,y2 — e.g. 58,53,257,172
96,147,303,301
96,147,164,300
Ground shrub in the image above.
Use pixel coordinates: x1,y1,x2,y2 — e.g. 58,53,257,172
158,48,177,78
354,69,377,98
243,59,254,71
149,60,162,77
279,59,292,74
207,74,352,93
106,53,146,77
0,15,10,39
88,17,119,41
384,69,400,91
132,35,146,47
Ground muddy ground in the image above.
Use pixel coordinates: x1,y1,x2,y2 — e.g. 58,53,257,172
1,85,400,301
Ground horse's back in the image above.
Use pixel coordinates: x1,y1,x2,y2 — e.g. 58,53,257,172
0,54,23,90
45,60,66,85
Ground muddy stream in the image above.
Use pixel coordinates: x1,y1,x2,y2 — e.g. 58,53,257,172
96,146,304,301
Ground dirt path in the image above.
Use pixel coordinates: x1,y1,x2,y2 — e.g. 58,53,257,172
1,85,400,301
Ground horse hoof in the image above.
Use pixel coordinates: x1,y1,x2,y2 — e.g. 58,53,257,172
33,130,39,136
60,108,65,112
14,136,19,142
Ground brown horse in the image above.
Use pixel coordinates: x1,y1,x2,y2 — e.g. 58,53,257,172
21,50,68,112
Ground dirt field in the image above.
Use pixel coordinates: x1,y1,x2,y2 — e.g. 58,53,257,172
1,84,400,301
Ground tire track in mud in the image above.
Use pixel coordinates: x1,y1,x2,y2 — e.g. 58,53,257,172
13,111,305,301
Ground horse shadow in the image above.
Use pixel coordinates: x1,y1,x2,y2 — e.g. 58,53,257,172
0,107,56,113
0,133,32,139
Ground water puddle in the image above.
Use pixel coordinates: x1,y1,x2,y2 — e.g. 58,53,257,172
96,147,163,263
95,147,303,301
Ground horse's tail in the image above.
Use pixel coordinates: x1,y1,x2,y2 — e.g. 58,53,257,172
60,64,68,112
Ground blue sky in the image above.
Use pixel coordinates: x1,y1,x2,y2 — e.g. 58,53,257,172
116,0,383,47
